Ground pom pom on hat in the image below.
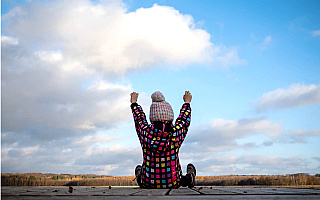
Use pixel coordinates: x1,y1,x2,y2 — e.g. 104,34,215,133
151,91,165,102
150,91,174,122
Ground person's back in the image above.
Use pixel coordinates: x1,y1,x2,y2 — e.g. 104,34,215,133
130,91,196,189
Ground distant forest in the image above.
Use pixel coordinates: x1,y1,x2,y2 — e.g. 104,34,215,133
2,173,320,187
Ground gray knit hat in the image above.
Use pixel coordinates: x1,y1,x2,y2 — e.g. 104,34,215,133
149,91,174,122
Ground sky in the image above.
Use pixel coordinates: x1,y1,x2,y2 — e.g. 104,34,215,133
1,0,320,176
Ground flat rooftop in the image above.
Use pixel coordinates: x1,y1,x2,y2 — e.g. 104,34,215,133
2,186,320,199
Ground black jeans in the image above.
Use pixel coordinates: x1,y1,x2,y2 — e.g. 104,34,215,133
136,174,192,188
179,174,192,187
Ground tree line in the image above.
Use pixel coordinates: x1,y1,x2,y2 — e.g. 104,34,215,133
2,173,320,187
1,173,137,187
196,174,320,186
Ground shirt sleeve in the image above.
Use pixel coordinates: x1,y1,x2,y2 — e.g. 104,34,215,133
172,103,191,146
131,103,149,141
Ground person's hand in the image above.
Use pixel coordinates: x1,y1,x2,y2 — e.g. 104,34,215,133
130,92,139,103
183,91,192,103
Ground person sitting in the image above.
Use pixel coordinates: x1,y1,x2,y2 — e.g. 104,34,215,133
130,91,196,189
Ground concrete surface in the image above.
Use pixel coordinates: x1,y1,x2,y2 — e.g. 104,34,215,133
2,186,320,199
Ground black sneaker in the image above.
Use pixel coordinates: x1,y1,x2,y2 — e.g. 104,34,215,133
135,165,142,177
187,163,196,188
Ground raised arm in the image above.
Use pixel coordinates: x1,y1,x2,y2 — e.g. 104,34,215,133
130,92,149,140
172,91,192,145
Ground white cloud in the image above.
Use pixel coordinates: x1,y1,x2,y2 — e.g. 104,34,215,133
1,0,245,175
260,35,273,50
73,134,114,147
3,0,243,73
2,0,243,140
183,117,283,159
210,117,283,138
198,155,308,175
1,131,141,175
255,84,320,111
211,46,246,67
1,35,19,45
285,129,320,143
34,50,63,62
21,146,40,156
180,116,320,173
312,30,320,37
2,46,133,134
75,145,141,166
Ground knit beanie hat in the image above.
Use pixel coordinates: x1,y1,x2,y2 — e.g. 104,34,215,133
150,91,174,122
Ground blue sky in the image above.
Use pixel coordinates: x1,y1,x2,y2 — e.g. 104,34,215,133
1,0,320,176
